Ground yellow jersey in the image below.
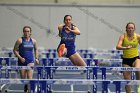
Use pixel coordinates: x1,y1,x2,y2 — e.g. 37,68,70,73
122,33,139,58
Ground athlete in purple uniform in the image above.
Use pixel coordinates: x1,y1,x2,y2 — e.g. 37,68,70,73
57,15,86,66
13,26,39,92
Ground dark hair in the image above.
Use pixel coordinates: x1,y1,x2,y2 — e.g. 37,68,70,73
126,22,135,29
23,26,32,33
63,15,72,23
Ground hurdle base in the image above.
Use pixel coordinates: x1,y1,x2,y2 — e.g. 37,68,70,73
4,89,24,93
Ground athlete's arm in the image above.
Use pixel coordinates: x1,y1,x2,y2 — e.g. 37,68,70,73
137,34,140,44
116,34,132,50
13,38,25,62
32,38,39,64
65,25,80,35
58,24,63,37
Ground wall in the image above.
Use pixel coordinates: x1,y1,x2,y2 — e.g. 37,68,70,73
0,4,140,49
0,0,140,4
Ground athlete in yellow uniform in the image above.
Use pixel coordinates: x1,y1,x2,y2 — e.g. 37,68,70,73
123,32,139,59
116,22,140,93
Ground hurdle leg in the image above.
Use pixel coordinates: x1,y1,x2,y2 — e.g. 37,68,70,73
8,52,12,57
42,58,48,66
92,81,97,93
47,84,52,93
37,80,49,93
46,67,53,79
0,69,1,78
37,81,41,93
37,67,43,79
48,59,54,66
131,71,135,80
87,69,90,79
5,68,10,79
86,59,92,66
92,67,98,79
91,67,98,93
5,58,10,66
101,68,106,79
113,81,121,93
30,80,37,93
0,69,2,92
46,67,53,93
40,80,47,93
102,81,110,93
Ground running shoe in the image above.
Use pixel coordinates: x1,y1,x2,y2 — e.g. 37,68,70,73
58,44,65,57
24,84,30,93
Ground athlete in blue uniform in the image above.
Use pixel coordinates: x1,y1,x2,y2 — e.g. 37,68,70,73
57,15,86,66
13,26,39,92
18,37,35,66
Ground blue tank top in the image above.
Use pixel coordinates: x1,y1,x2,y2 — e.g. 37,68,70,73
19,37,34,64
60,24,76,47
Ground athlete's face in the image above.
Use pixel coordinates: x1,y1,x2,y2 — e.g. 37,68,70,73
126,24,135,36
23,28,31,38
64,16,72,26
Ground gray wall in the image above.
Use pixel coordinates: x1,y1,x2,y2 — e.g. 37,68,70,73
0,0,140,4
0,4,140,49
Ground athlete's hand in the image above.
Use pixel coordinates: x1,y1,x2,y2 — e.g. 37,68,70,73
65,26,71,31
35,59,39,65
126,45,133,49
20,57,25,63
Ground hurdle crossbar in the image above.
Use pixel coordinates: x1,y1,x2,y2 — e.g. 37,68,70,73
0,66,140,71
0,79,140,85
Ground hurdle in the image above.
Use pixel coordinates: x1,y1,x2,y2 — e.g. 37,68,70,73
0,66,109,93
39,49,122,59
43,66,138,80
0,79,140,93
0,57,18,79
31,66,140,93
31,65,140,93
0,51,13,57
40,58,122,67
0,79,110,93
0,57,122,79
0,66,140,93
1,66,138,80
